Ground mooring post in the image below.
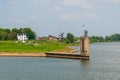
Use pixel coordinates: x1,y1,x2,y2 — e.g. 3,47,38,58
80,30,90,59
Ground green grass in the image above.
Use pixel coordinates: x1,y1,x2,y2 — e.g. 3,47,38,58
0,41,66,52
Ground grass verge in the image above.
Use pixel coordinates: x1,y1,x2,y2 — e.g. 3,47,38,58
0,41,66,52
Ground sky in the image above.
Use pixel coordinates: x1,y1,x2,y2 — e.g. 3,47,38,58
0,0,120,37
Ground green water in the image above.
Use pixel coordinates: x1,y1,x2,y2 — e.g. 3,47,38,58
0,42,120,80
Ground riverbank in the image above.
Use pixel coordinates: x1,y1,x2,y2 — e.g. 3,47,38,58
49,47,78,54
0,52,46,57
0,41,66,52
0,47,78,57
0,41,79,57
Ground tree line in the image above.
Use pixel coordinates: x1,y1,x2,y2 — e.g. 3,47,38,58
89,33,120,43
0,27,120,43
65,33,120,44
0,28,36,40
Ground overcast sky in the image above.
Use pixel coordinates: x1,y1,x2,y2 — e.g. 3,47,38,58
0,0,120,37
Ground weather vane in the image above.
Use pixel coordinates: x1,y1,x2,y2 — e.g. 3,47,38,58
82,25,88,36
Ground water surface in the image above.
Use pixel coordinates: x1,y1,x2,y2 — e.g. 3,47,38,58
0,42,120,80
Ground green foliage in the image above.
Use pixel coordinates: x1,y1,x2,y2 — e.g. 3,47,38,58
0,41,65,52
7,32,17,40
4,29,10,33
0,27,36,40
105,33,120,41
12,28,19,33
63,38,70,44
90,33,120,43
66,33,75,43
0,31,7,40
23,28,36,40
0,28,4,31
105,36,110,41
90,36,104,43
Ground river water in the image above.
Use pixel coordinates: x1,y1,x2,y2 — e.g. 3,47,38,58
0,42,120,80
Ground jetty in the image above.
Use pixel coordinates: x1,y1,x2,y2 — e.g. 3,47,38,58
45,30,90,60
45,53,89,60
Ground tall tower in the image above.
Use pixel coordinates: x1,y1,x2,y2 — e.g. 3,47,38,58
80,30,90,57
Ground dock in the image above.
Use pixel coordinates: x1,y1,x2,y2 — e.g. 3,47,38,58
45,53,89,60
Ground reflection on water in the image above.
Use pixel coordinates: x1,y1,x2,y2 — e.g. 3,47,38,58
0,42,120,80
80,60,90,80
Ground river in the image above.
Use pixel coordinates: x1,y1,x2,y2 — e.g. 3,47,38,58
0,42,120,80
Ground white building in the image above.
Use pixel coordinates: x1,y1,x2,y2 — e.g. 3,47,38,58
17,33,28,42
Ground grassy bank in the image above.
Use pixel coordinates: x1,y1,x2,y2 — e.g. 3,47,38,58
0,41,66,52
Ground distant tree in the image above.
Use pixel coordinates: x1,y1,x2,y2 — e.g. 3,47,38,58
110,33,120,41
98,36,104,42
105,36,111,41
0,28,4,31
111,33,120,41
7,32,17,40
0,27,37,40
104,33,120,42
22,28,36,40
12,28,19,33
66,33,75,43
4,29,10,33
0,31,7,40
75,37,80,43
90,36,104,43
